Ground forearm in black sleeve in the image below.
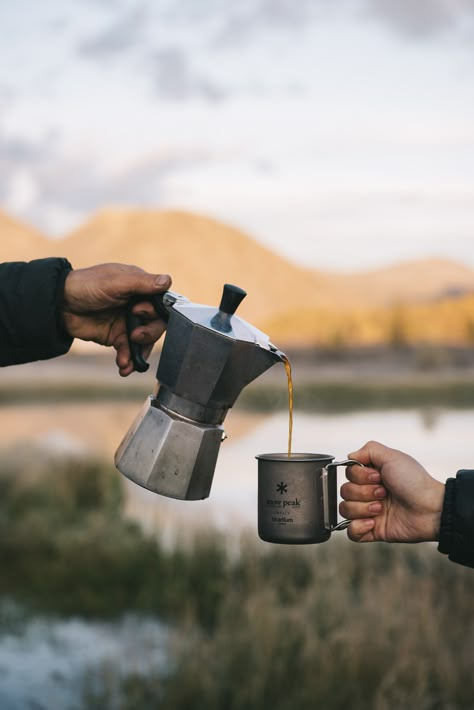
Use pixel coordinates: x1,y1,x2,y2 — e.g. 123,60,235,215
438,469,474,568
0,257,74,366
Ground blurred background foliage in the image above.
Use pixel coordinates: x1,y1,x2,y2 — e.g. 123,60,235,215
0,447,472,709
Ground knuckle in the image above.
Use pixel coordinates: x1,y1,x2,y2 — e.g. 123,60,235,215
360,485,376,502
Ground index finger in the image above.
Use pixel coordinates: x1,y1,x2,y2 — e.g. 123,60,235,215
345,464,381,485
132,300,165,320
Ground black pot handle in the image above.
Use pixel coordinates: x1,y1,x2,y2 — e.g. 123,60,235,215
126,293,170,373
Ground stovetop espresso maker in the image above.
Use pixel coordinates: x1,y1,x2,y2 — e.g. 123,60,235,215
115,284,284,500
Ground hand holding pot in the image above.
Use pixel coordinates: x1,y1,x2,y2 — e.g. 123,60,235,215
63,263,171,376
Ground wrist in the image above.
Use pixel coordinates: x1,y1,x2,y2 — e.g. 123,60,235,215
62,270,81,338
426,480,445,542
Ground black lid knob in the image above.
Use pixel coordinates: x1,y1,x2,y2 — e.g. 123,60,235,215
218,284,247,315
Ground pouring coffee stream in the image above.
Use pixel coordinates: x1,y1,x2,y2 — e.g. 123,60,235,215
281,354,294,458
115,284,287,501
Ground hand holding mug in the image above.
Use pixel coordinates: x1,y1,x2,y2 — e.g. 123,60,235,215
340,440,445,544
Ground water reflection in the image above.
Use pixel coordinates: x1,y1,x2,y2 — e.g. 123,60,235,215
419,406,442,431
0,402,469,535
207,407,474,529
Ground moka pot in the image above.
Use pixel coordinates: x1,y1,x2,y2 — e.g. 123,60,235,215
115,284,283,500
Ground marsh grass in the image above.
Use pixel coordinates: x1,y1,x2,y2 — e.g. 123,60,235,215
0,446,230,622
239,379,474,413
82,541,474,710
0,447,473,709
1,380,474,412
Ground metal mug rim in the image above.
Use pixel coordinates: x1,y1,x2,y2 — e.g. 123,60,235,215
255,452,335,462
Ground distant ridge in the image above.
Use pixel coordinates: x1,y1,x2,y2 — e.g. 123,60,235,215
1,206,474,345
56,208,327,324
341,257,474,306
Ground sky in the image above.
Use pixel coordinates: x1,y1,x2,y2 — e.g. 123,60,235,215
1,0,474,271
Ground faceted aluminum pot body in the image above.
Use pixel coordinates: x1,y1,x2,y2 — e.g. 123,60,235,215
115,397,224,500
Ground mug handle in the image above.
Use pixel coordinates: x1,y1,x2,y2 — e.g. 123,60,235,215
322,459,364,532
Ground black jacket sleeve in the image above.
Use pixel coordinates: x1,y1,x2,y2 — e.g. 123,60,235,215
438,469,474,568
0,258,74,366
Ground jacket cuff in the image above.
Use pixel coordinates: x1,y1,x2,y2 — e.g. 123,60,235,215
438,470,474,568
0,257,74,366
54,259,74,341
438,477,455,555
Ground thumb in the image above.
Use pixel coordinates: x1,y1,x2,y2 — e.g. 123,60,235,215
348,440,392,468
122,270,172,296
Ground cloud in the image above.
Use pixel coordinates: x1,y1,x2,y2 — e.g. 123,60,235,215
362,0,474,39
72,1,360,104
169,0,474,47
150,47,225,101
0,123,214,233
34,149,210,212
81,0,124,6
209,0,339,46
0,84,15,107
76,2,226,102
77,5,147,57
0,130,56,195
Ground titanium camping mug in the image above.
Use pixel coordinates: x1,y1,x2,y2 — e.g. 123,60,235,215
256,453,363,544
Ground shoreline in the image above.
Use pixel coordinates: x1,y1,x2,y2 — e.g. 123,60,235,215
1,346,474,410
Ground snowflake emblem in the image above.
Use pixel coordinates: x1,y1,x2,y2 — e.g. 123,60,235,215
276,482,288,495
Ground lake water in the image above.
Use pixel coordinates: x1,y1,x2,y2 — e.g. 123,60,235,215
0,402,472,536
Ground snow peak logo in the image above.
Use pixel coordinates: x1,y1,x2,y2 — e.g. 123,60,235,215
266,482,301,509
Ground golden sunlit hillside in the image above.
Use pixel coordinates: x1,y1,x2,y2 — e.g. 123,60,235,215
2,206,474,346
264,295,474,347
57,208,328,324
0,210,50,262
342,258,474,305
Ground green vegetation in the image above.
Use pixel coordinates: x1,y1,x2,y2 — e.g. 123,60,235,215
1,448,473,709
240,378,474,413
0,448,227,623
2,377,474,413
81,540,474,710
0,381,151,405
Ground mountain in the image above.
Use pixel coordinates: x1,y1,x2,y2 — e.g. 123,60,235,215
57,208,328,324
57,207,474,315
341,258,474,306
0,210,49,262
1,206,474,345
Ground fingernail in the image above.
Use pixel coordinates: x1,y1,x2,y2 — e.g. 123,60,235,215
374,487,386,498
368,472,381,483
362,518,375,529
369,502,383,513
155,274,169,288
